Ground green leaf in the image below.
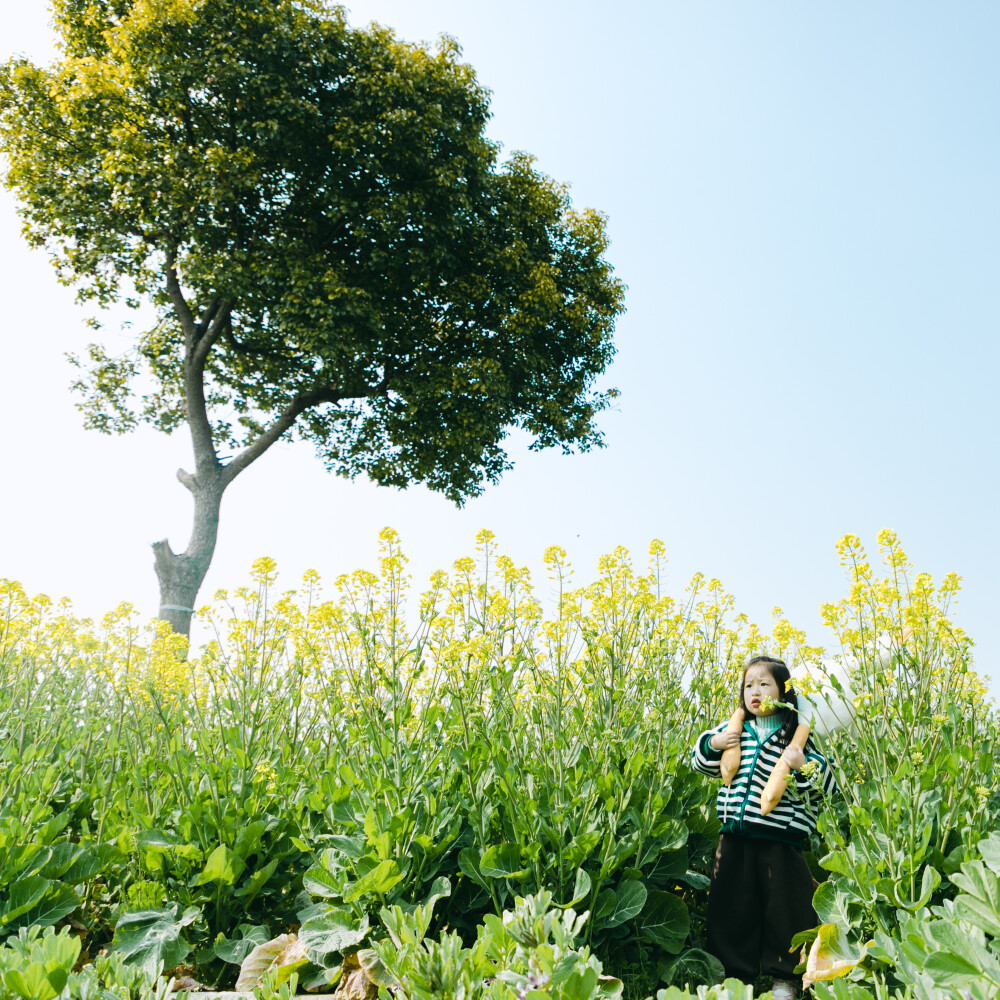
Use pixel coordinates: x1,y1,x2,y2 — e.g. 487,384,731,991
326,835,366,860
111,905,199,975
812,880,864,931
563,833,601,869
657,947,725,989
978,833,1000,876
0,876,49,925
596,879,646,929
596,975,625,998
63,844,121,883
303,863,344,899
299,908,370,958
18,882,79,930
357,948,390,988
638,890,688,953
923,951,984,981
215,925,270,965
192,844,246,887
480,844,528,880
458,848,488,889
593,888,616,924
558,868,592,908
2,964,68,1000
954,861,1000,938
40,842,84,880
892,865,940,910
234,857,280,902
343,860,403,903
819,850,853,878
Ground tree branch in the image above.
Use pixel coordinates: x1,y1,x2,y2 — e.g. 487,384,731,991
165,253,226,475
192,299,233,368
164,252,196,348
221,384,342,487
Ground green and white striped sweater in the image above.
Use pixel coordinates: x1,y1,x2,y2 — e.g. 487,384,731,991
692,719,837,844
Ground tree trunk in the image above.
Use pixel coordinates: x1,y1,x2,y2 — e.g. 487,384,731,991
152,471,225,639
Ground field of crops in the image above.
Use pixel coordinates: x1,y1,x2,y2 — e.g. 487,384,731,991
0,529,996,1000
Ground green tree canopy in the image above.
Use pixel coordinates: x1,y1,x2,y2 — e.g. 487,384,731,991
0,0,625,634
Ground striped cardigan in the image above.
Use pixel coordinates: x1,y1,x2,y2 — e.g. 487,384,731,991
692,720,837,845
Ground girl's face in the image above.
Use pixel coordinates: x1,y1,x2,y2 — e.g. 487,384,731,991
743,663,781,717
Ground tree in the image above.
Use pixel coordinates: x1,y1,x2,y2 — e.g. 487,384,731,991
0,0,625,636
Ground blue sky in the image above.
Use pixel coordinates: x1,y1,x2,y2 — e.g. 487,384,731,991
2,1,997,686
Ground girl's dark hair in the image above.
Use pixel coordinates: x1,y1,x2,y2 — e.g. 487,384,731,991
740,655,799,746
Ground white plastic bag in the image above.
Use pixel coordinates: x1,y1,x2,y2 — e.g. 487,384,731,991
791,657,856,737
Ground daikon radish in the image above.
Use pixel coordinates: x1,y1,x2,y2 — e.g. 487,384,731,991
720,706,745,786
760,721,810,816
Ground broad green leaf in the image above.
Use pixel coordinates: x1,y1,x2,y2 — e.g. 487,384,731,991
596,975,624,998
593,889,617,925
17,882,79,930
458,848,488,889
819,850,853,878
327,835,366,860
421,875,452,910
136,830,180,849
111,905,199,975
677,870,710,891
234,857,280,902
357,948,390,987
63,844,121,883
192,845,246,887
978,833,1000,876
812,880,864,931
924,919,1000,985
923,951,985,981
596,879,646,929
563,833,601,869
638,890,688,953
480,844,528,880
303,864,344,898
0,876,50,925
299,908,369,958
343,860,403,903
657,947,724,989
215,925,270,965
40,842,83,880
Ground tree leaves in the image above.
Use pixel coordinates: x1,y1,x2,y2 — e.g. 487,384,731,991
0,0,624,503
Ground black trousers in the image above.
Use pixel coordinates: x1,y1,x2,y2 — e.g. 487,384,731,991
705,834,817,982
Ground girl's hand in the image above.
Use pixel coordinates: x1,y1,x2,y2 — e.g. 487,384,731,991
782,745,807,770
710,732,740,752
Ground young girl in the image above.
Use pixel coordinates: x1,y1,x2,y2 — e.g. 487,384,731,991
692,655,837,1000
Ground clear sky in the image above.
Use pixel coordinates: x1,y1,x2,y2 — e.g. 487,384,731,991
2,2,997,686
